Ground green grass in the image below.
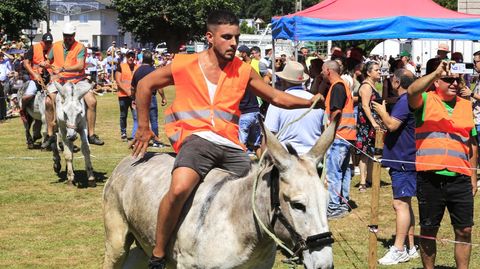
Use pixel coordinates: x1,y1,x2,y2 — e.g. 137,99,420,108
0,88,479,268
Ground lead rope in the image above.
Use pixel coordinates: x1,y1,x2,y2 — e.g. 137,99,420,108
251,96,321,265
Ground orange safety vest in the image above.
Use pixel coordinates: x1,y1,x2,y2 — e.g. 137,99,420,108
51,40,86,83
164,54,251,152
118,63,138,97
415,91,473,176
325,79,357,140
29,43,46,80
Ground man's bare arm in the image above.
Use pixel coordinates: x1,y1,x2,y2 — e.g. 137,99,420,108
247,70,318,109
407,61,448,110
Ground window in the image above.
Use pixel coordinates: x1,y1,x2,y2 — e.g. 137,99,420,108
51,13,64,24
79,14,88,23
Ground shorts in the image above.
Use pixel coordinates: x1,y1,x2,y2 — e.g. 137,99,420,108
24,80,39,96
389,168,416,199
173,135,251,179
417,171,474,229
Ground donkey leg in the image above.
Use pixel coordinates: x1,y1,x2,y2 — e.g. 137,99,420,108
24,116,34,149
103,202,135,269
62,137,75,185
80,127,95,187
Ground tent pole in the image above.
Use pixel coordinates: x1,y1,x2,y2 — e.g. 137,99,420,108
294,40,299,61
272,39,276,86
451,39,454,54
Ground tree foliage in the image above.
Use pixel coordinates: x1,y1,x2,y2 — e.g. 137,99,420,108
113,0,239,51
0,0,46,40
238,0,318,21
433,0,457,10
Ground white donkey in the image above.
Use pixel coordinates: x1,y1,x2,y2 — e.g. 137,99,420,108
103,116,340,269
52,81,95,187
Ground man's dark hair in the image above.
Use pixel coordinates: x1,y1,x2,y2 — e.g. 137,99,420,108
142,50,153,65
207,10,239,32
425,57,441,75
250,46,260,54
474,50,480,57
394,68,415,89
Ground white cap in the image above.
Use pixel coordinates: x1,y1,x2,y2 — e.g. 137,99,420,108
62,23,76,35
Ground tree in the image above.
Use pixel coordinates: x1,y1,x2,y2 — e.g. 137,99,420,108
0,0,46,40
238,0,318,22
240,21,255,34
433,0,457,10
113,0,239,52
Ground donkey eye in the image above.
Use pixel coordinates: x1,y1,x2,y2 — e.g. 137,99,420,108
291,202,306,212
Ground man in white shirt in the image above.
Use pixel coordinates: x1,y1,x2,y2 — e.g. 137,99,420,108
0,50,12,120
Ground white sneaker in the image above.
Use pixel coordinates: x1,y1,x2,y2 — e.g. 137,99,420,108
408,245,420,259
378,246,410,265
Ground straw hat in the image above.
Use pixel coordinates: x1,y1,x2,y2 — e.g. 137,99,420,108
276,61,309,84
437,43,450,52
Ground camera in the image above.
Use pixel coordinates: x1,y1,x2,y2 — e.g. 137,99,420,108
450,63,474,74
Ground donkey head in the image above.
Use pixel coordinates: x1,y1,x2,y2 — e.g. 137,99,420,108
55,81,90,141
263,114,339,269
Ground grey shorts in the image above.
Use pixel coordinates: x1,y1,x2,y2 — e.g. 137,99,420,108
24,80,39,96
47,80,92,94
173,135,251,179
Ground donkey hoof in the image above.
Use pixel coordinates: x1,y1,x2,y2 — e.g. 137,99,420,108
67,180,74,186
88,180,97,188
27,143,34,150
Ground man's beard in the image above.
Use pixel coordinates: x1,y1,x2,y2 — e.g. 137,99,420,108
214,47,235,62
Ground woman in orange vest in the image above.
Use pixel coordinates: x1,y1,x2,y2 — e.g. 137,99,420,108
408,60,477,269
114,50,138,140
130,11,321,269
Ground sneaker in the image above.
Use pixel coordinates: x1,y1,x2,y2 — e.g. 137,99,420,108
358,184,367,192
151,141,168,148
88,134,104,145
148,255,166,269
327,209,349,220
408,245,420,259
121,133,127,141
378,246,410,265
41,135,55,149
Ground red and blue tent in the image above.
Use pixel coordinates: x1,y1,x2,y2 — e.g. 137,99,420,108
272,0,480,41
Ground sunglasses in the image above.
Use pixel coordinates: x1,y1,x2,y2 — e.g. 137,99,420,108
440,77,461,84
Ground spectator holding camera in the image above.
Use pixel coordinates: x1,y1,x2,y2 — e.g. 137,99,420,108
356,61,383,192
372,68,419,265
408,59,477,269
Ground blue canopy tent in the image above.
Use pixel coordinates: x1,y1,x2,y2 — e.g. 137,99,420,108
272,0,480,41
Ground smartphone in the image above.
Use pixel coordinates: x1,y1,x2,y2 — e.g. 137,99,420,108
372,97,383,103
451,63,474,74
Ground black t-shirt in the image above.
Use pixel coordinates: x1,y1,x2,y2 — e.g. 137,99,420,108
131,64,155,90
329,82,347,111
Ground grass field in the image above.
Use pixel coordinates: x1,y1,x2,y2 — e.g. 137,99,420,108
0,88,479,269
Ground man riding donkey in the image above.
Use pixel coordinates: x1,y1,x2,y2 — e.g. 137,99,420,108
21,33,53,148
131,10,328,269
42,23,104,148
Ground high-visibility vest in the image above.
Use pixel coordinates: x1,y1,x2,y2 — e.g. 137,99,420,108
325,79,357,140
29,43,46,80
164,54,251,152
118,63,138,97
415,91,473,176
51,41,86,83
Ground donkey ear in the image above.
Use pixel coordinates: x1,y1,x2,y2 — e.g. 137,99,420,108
260,119,293,171
53,81,67,100
74,82,92,99
306,112,340,163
